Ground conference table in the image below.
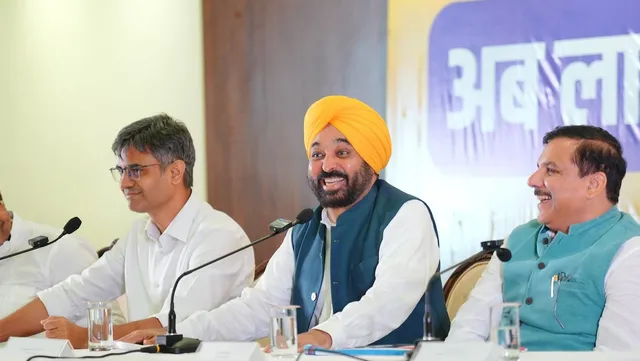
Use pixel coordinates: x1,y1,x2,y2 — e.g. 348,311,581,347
3,347,640,361
73,351,640,361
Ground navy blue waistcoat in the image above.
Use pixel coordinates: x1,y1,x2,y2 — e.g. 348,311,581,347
290,179,450,344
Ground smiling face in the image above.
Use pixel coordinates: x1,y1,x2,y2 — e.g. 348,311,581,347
527,137,593,232
118,146,175,214
307,125,376,209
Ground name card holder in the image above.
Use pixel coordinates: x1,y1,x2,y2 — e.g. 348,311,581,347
195,342,264,361
4,336,74,357
410,341,501,361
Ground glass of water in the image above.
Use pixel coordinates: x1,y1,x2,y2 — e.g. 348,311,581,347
270,305,299,357
87,301,113,351
490,302,521,360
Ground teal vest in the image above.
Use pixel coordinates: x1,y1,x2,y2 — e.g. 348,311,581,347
290,179,450,344
503,206,640,351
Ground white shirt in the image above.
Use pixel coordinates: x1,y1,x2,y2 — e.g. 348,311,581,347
314,213,335,326
446,235,640,351
0,214,125,326
176,199,440,349
38,194,255,328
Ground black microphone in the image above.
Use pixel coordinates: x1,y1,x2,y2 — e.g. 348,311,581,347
421,240,512,342
0,217,82,262
156,208,315,354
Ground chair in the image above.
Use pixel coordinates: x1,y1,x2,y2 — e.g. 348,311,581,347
250,258,271,347
252,259,269,287
442,251,493,320
97,238,119,258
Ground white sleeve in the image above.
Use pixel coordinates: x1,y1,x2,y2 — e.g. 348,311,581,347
445,252,504,343
152,227,254,327
175,229,295,341
37,231,127,320
313,200,438,349
595,236,640,351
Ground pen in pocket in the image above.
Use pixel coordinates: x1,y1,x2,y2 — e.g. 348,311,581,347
550,274,558,297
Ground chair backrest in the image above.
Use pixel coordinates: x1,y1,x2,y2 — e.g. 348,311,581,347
443,252,493,320
251,259,269,287
97,238,119,258
252,259,271,347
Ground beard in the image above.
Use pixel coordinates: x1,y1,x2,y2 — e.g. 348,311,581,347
307,162,376,208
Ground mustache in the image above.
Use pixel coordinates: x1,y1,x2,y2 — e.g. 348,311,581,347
317,170,349,183
534,189,551,197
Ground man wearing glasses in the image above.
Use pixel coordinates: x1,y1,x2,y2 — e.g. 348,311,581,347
447,125,640,351
0,114,255,348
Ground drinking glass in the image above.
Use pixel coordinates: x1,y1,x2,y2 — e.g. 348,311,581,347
87,301,113,351
490,302,520,360
269,305,299,357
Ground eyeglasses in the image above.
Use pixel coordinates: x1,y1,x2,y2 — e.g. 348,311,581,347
110,163,163,182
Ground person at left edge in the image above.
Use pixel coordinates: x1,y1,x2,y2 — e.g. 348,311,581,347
0,114,255,348
0,190,126,326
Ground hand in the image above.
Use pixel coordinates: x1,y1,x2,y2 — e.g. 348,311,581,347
297,330,333,351
41,317,87,349
118,328,167,345
264,329,333,353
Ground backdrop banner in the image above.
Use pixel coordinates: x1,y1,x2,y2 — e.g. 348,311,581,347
386,0,640,268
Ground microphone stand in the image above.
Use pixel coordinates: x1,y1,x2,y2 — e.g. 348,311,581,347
156,209,314,354
156,231,281,354
0,217,82,262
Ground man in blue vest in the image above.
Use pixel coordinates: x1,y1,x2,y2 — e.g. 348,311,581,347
120,95,449,349
447,125,640,351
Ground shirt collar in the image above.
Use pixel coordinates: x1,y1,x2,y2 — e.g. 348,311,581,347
567,206,620,235
145,192,199,243
540,205,621,237
320,208,336,228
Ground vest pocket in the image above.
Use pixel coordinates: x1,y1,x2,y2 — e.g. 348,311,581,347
554,280,602,333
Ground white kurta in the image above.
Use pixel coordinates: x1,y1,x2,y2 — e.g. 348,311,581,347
38,194,255,327
176,199,440,349
446,235,640,351
0,214,126,325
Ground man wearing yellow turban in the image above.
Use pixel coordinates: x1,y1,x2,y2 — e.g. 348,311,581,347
119,96,449,350
292,95,448,348
303,95,392,175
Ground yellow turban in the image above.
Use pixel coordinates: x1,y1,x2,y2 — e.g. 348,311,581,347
303,95,392,174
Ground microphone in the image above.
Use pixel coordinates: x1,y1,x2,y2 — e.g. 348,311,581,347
421,240,512,342
0,217,82,262
156,208,315,354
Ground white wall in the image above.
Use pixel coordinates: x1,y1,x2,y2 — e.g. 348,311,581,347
0,0,206,249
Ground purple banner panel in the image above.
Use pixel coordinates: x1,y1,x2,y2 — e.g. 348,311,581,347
427,0,640,176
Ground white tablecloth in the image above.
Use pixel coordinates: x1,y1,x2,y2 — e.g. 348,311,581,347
2,340,640,361
69,351,640,361
2,349,640,361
